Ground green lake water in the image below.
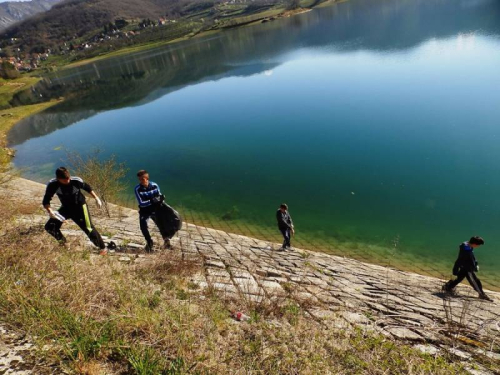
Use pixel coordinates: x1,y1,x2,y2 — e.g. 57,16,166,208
8,0,500,287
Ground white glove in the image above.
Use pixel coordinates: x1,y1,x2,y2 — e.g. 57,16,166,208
95,197,103,209
48,209,66,222
48,208,57,220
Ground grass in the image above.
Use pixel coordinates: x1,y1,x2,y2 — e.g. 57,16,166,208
0,76,40,109
0,197,474,373
0,76,61,185
0,75,61,171
0,100,61,161
217,7,286,28
63,31,206,69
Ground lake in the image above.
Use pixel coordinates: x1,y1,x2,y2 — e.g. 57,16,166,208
9,0,500,288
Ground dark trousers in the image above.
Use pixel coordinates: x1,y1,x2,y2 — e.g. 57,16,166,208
45,204,105,249
446,268,485,295
279,227,291,248
139,209,163,244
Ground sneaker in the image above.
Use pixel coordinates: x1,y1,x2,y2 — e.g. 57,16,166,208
479,294,493,302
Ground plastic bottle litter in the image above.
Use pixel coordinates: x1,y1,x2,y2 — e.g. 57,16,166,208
233,311,250,322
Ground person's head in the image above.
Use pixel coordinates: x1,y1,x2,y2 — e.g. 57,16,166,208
137,170,150,187
469,236,485,248
280,203,288,212
55,167,70,185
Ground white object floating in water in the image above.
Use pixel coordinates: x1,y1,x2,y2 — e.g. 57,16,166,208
351,192,355,195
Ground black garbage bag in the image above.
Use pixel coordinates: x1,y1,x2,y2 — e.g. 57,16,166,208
152,195,182,239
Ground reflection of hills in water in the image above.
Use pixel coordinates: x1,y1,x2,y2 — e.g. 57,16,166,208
8,0,500,145
8,60,279,145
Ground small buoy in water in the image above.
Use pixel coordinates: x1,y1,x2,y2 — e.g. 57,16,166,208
351,192,355,195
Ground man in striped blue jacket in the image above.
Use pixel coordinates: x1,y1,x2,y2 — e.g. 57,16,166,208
135,170,170,251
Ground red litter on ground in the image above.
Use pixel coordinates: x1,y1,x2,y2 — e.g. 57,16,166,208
233,311,250,321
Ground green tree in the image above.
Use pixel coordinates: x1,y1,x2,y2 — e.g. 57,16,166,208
0,61,20,79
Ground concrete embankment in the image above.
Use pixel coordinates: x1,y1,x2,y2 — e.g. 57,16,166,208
2,177,500,373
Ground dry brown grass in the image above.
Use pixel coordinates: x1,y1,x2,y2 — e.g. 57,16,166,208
440,288,500,373
0,199,470,374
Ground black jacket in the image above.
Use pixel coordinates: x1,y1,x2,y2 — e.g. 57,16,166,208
276,209,293,230
42,177,92,207
452,242,478,274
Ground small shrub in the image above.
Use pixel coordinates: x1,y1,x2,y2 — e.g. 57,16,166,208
0,152,19,186
0,61,20,79
66,148,128,217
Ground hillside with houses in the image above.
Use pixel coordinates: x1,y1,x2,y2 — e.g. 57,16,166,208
0,0,313,72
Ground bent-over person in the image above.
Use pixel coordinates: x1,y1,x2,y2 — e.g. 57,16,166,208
43,167,106,255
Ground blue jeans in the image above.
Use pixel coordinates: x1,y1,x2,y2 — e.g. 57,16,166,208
279,227,291,248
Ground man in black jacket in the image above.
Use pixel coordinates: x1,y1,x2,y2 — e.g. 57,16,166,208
276,203,294,250
43,167,106,255
442,236,493,301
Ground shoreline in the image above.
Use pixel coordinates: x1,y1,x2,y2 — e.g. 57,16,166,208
61,4,328,69
0,100,61,162
2,177,499,373
17,172,500,292
2,0,498,291
3,95,499,290
5,176,499,295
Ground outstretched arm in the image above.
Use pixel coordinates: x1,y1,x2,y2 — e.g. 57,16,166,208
89,190,103,208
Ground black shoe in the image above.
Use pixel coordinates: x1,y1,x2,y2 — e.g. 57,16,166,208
145,241,154,253
163,239,171,250
441,282,453,294
479,293,493,302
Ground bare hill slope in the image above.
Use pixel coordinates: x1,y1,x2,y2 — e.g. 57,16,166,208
0,0,62,31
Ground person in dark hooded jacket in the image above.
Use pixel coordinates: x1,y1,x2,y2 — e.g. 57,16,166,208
442,236,493,301
276,203,294,250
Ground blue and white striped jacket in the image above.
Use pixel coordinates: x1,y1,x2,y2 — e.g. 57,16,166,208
134,181,161,209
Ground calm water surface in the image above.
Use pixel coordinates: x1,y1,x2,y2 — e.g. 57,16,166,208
9,0,500,287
